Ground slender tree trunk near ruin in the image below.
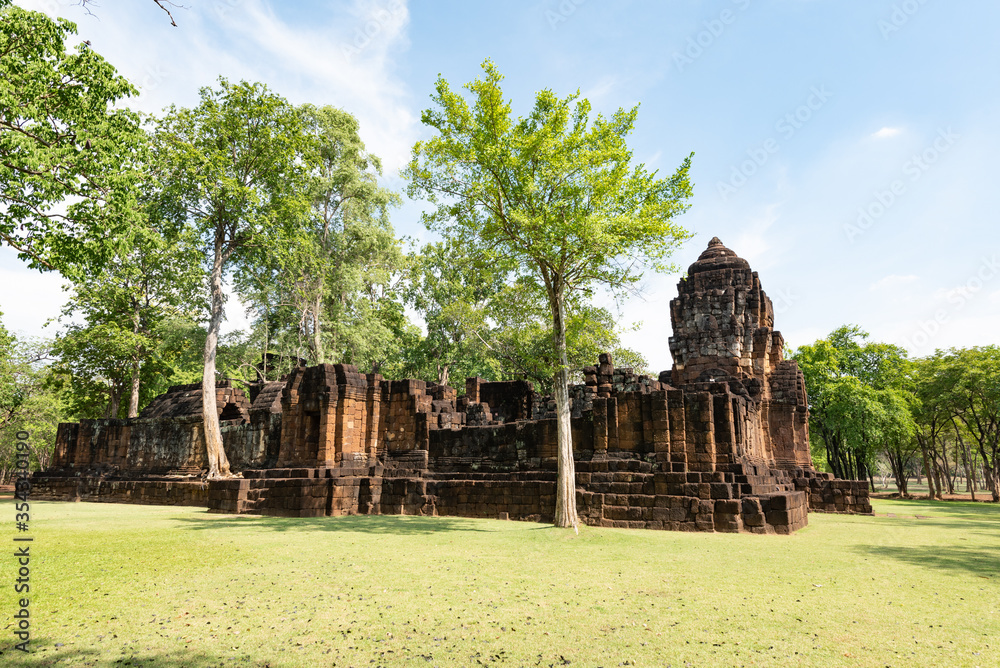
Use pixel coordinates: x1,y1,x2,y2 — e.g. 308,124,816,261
261,319,270,381
128,309,142,418
824,429,845,480
128,357,141,418
312,291,324,364
438,362,450,388
549,292,578,530
203,232,232,479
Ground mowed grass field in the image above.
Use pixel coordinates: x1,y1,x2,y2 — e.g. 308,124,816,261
1,497,997,667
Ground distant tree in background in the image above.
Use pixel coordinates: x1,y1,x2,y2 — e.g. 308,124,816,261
912,347,1000,502
405,60,693,528
0,312,63,481
403,239,506,387
794,325,916,490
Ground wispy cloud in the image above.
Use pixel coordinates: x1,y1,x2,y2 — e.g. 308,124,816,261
872,126,902,139
22,0,418,174
581,74,621,105
201,0,417,173
869,274,918,291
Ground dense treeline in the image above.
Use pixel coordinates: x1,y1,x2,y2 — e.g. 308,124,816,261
795,326,1000,501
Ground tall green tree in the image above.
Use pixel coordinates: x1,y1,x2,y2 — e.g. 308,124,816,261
0,3,144,272
237,104,406,373
405,60,693,528
299,104,401,365
153,78,313,478
911,353,953,499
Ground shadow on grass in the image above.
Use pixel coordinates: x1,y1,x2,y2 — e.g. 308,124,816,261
173,512,510,535
1,640,290,667
852,542,1000,578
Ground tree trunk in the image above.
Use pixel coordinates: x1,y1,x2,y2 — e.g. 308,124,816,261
940,445,954,494
312,291,324,364
128,305,142,418
888,448,908,495
128,357,141,418
930,450,944,496
438,363,450,388
108,390,122,420
203,232,231,479
979,445,1000,502
918,434,936,500
955,429,976,501
550,292,578,529
823,427,846,480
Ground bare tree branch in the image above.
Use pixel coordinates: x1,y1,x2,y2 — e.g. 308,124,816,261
76,0,183,27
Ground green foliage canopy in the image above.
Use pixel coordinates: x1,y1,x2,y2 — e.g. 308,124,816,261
405,60,693,308
0,4,144,272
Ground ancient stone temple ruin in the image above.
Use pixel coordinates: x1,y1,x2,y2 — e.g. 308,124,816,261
34,238,871,533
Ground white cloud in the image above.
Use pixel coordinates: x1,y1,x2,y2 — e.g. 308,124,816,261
872,126,902,139
221,0,417,172
868,274,918,291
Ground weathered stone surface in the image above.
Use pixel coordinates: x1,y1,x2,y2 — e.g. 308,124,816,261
140,380,251,422
668,237,812,469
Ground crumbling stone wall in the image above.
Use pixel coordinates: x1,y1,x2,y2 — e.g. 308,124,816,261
46,382,271,475
140,380,251,422
32,478,208,506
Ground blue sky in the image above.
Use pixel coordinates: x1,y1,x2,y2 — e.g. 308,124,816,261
3,0,998,373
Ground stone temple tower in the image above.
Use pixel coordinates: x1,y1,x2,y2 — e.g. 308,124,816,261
668,237,812,468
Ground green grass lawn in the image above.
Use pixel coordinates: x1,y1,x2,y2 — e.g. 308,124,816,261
2,497,998,667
